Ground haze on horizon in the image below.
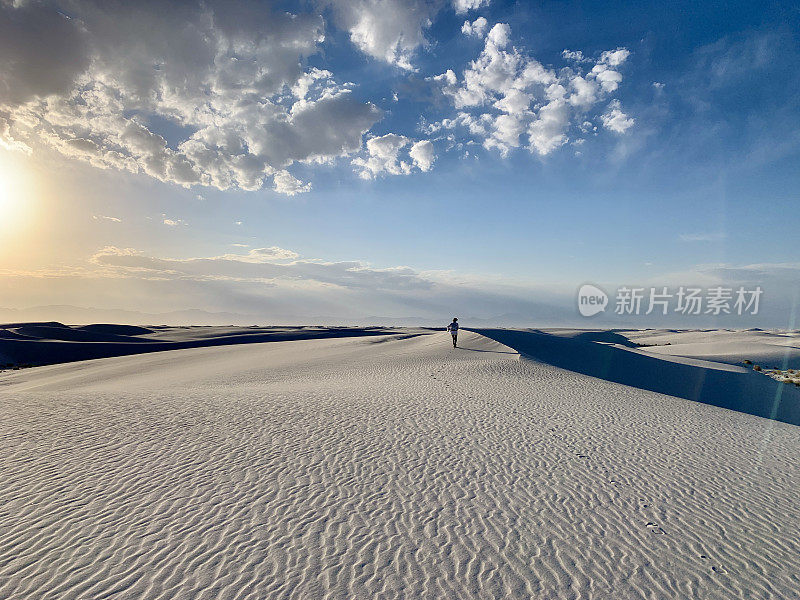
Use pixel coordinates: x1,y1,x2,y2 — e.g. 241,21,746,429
1,0,798,328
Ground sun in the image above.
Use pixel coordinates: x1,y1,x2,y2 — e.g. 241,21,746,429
0,153,33,235
0,158,20,209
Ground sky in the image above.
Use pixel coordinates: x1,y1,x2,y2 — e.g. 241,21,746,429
0,0,798,327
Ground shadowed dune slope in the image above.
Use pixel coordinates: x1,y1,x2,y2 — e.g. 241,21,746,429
0,323,429,367
473,328,800,427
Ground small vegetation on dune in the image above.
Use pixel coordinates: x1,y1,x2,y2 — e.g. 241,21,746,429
747,362,800,386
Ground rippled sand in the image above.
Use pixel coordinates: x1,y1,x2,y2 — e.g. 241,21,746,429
1,331,798,599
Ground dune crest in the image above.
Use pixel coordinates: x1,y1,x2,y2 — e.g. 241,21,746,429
475,328,800,426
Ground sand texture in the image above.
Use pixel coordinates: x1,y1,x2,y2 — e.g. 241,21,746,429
0,330,798,599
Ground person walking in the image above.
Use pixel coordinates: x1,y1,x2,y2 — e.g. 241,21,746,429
446,317,459,348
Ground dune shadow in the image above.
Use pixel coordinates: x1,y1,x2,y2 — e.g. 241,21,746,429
0,325,429,369
474,328,800,427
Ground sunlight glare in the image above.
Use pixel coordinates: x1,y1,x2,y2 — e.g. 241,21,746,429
0,153,32,236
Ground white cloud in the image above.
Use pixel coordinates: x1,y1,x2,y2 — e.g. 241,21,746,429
91,245,434,291
325,0,444,70
461,17,488,37
599,47,631,67
163,218,187,227
453,0,491,14
431,22,633,157
567,76,598,108
591,66,623,93
352,133,435,179
561,49,586,62
92,215,122,223
0,1,382,193
214,247,300,262
273,171,312,196
0,116,32,154
529,99,569,155
291,68,334,100
409,140,435,171
353,134,410,179
601,99,634,133
588,48,630,93
485,113,526,155
494,88,531,114
486,22,511,48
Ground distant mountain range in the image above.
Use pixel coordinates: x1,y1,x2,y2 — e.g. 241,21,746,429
0,304,789,329
0,305,555,327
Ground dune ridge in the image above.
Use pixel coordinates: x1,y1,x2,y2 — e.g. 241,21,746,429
474,328,800,427
0,323,422,368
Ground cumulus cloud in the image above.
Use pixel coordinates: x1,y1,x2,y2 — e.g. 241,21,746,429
561,49,587,63
588,48,630,94
163,218,188,227
462,17,488,37
601,99,634,133
409,140,435,171
324,0,444,70
453,0,491,14
272,171,312,196
529,100,569,155
429,22,632,156
353,134,410,179
598,47,631,67
0,0,382,193
352,133,435,179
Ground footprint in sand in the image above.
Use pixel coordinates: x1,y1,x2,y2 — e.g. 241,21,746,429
646,522,666,534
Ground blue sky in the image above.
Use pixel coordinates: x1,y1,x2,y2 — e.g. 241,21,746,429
0,0,798,326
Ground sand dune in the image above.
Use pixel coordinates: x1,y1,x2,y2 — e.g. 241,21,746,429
475,328,800,427
0,322,420,368
623,329,800,370
1,330,798,599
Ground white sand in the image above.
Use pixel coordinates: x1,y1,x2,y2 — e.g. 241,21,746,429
1,330,798,598
625,329,800,370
